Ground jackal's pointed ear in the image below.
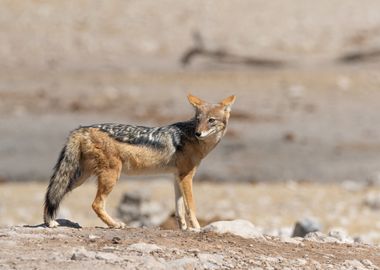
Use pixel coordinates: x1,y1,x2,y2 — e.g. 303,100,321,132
219,95,236,112
187,94,205,108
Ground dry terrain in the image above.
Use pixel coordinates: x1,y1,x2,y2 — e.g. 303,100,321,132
1,225,380,270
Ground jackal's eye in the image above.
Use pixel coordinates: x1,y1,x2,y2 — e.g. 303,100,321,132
208,118,216,123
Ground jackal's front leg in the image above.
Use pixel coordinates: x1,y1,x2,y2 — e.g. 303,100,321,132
177,169,200,230
174,179,187,230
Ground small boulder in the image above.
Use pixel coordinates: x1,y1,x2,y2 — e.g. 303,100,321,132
328,228,354,244
202,219,263,239
292,217,322,237
304,232,338,243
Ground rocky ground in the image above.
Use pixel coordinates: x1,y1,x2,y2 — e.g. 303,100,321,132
2,180,380,244
0,224,379,270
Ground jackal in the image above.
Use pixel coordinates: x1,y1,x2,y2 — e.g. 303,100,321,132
43,94,236,230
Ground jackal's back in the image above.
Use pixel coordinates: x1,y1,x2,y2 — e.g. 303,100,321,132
88,121,196,151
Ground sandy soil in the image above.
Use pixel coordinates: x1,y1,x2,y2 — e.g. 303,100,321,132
0,226,379,270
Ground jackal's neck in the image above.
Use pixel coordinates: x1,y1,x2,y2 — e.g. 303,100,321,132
173,118,224,158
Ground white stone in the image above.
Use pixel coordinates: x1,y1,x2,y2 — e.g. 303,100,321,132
304,232,338,243
166,257,199,270
202,220,263,239
127,242,163,253
70,247,96,260
94,252,120,261
328,228,354,244
198,253,224,268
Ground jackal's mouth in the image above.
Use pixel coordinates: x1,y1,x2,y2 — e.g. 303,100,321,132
195,128,221,140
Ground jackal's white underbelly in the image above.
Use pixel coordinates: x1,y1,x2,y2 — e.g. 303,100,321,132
119,143,177,176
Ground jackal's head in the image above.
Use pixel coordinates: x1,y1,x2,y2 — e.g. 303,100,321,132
188,94,236,140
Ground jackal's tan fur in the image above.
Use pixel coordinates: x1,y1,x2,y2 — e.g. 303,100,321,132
44,94,235,229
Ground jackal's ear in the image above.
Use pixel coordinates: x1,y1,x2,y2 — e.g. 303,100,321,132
220,95,236,112
187,94,205,108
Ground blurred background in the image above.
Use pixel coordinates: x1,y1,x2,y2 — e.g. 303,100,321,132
1,0,380,242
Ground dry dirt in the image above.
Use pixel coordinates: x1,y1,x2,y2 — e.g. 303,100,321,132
0,225,379,270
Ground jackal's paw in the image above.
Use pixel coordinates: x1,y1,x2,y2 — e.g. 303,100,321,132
109,221,126,229
178,222,188,231
47,220,59,228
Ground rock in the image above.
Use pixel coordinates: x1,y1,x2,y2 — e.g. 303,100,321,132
202,220,263,239
117,191,170,227
88,234,99,242
328,228,354,244
167,254,224,270
71,247,120,262
363,192,380,210
341,180,367,192
94,252,120,261
197,253,224,269
361,259,378,269
166,257,199,270
265,227,293,237
304,232,338,243
140,256,166,269
354,231,380,245
292,217,322,237
111,236,122,244
279,236,303,245
70,247,95,260
127,242,163,253
342,260,371,270
295,258,308,266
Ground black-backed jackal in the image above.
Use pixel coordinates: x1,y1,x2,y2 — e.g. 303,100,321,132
44,94,236,230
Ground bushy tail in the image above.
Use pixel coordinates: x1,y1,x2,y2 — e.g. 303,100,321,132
43,133,81,227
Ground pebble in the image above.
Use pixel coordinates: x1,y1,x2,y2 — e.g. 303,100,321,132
279,236,303,245
127,242,163,253
94,252,120,262
166,257,199,269
88,234,99,242
71,247,96,260
197,253,224,267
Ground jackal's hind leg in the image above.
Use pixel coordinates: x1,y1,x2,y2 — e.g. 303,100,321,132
174,179,187,230
92,167,125,229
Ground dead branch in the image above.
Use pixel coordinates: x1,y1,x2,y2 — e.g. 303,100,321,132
180,32,285,68
338,49,380,63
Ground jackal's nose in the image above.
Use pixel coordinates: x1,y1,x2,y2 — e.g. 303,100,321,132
195,132,201,138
